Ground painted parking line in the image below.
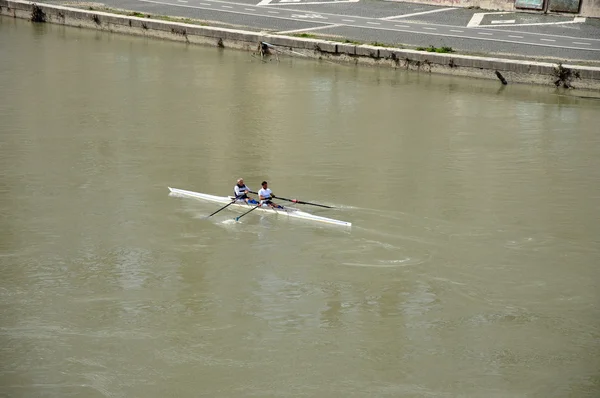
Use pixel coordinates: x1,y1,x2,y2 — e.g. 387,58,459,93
222,5,233,8
342,19,355,22
423,27,436,30
381,7,456,20
508,35,524,38
450,29,463,32
278,23,341,34
290,13,328,18
468,11,587,27
244,7,255,10
478,32,493,35
466,12,488,28
259,0,358,5
540,38,556,42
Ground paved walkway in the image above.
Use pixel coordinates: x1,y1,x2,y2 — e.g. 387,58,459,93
61,0,600,63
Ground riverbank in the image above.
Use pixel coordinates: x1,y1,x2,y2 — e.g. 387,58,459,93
2,0,599,90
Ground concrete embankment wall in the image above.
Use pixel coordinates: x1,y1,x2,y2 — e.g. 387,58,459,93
580,0,600,18
2,0,599,90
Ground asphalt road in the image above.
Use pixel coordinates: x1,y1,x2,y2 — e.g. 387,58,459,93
67,0,600,62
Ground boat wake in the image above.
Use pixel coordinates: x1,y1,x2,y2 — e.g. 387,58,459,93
342,258,416,268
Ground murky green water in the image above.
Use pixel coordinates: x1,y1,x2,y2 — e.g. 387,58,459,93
1,16,599,397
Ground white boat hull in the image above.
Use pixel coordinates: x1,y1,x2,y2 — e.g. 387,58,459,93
168,187,351,227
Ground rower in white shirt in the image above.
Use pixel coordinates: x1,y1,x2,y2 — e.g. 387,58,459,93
257,181,283,209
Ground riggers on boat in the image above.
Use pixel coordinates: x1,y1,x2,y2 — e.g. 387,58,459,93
168,187,352,227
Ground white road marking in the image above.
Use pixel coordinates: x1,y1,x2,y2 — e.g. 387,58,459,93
222,5,232,8
573,42,591,45
478,32,493,35
342,19,355,22
199,2,210,5
469,12,588,28
466,12,490,28
540,38,556,42
395,24,408,28
244,7,255,10
263,0,359,5
278,24,341,34
508,35,524,38
291,13,327,19
268,10,279,13
423,27,436,30
450,29,463,32
485,20,587,27
381,7,455,20
177,0,188,3
367,21,380,25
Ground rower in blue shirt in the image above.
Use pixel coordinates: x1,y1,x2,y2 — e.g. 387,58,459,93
234,178,257,204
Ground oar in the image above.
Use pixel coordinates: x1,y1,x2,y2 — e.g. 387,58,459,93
249,191,333,209
207,198,238,218
234,203,262,222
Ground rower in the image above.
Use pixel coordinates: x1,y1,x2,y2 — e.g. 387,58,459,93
258,181,283,209
234,178,257,204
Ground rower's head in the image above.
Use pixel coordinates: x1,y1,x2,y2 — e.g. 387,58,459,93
261,181,268,188
237,178,244,186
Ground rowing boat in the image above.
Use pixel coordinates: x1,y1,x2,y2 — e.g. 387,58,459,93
168,187,352,227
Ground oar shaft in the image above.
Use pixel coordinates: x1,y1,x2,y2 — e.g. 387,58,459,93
235,203,261,221
207,199,236,217
277,196,333,209
248,191,332,209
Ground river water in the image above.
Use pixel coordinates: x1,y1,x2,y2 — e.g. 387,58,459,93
1,16,599,397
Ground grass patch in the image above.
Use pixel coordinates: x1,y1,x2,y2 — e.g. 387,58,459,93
415,45,454,53
292,33,317,39
153,15,206,25
370,41,389,47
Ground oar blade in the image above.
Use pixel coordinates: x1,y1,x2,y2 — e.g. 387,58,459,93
234,203,262,222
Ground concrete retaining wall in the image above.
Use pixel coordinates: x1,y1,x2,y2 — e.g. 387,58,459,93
2,0,599,90
580,0,600,18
